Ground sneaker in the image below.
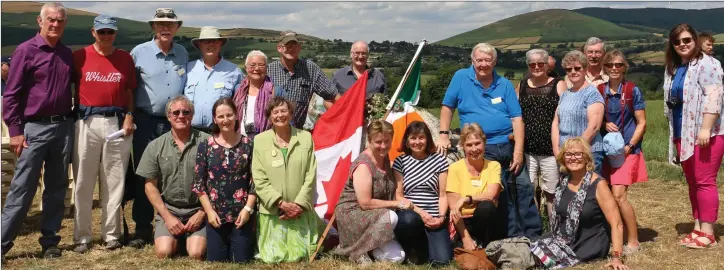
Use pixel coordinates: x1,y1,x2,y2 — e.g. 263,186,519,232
623,244,641,256
42,246,62,259
105,240,122,250
127,238,148,249
73,243,92,254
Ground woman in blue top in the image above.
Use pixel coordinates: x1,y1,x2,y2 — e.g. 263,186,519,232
599,49,648,255
552,50,605,176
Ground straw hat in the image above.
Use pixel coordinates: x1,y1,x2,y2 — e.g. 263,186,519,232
192,26,228,49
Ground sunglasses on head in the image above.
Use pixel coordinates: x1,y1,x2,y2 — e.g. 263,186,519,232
604,63,625,69
96,29,116,35
565,66,583,73
170,109,191,117
673,37,692,46
528,62,545,69
155,11,177,19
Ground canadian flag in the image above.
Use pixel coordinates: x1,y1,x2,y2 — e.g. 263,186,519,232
312,71,368,220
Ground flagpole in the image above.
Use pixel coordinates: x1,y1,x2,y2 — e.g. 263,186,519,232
385,39,427,113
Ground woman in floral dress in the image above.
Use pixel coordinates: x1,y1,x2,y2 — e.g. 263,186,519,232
192,98,256,262
334,120,413,264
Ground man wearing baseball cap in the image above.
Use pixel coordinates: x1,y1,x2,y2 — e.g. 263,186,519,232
184,26,242,132
267,30,340,130
71,14,137,253
126,7,188,249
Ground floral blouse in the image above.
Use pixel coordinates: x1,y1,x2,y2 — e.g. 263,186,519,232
664,53,724,164
192,136,255,224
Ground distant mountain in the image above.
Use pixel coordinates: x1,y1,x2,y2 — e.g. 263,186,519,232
575,7,724,35
436,9,652,47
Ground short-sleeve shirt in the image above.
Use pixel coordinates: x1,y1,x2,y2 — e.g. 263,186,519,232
392,153,449,217
601,82,646,154
557,85,605,152
192,136,255,224
332,66,386,100
442,66,522,144
446,159,503,216
131,40,188,117
73,46,137,108
267,59,338,129
136,129,210,212
185,58,243,129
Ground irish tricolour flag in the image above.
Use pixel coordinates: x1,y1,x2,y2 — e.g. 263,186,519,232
385,41,426,162
312,71,368,221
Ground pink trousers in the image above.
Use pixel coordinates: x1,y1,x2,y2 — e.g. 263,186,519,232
675,135,724,223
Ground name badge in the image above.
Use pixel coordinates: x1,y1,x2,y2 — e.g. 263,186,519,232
271,159,284,168
471,180,483,187
491,97,503,104
214,82,225,89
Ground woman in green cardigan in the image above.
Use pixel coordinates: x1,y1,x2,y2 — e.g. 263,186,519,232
251,96,320,263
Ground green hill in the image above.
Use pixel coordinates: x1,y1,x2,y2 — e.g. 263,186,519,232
436,9,652,47
575,7,724,35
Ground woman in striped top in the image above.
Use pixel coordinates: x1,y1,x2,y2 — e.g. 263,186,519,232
392,121,452,266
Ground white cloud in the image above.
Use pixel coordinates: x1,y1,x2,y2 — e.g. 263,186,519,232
61,1,724,42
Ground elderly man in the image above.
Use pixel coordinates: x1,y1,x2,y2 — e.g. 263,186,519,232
1,2,74,259
546,55,559,78
1,57,9,95
126,8,188,248
185,26,242,132
135,96,208,260
267,30,340,130
437,43,542,240
71,15,136,253
566,37,608,88
332,41,386,99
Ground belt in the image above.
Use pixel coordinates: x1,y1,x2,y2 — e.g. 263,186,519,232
95,111,123,117
26,114,73,123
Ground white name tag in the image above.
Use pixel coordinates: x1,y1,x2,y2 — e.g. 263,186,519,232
471,180,483,187
214,82,225,89
271,159,284,168
491,97,502,104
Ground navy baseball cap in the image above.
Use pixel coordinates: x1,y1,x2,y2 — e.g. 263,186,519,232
93,14,118,30
1,56,10,65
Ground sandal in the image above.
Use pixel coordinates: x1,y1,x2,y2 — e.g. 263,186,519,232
679,230,703,246
686,233,718,249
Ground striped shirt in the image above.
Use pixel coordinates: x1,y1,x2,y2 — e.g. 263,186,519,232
392,153,449,217
557,84,605,152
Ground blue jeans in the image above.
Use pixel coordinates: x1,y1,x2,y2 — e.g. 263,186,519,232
394,210,453,266
484,142,542,239
593,150,605,177
206,220,255,263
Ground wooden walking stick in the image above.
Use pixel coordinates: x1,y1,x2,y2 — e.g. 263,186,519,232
310,213,337,263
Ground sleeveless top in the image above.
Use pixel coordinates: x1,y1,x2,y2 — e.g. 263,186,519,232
519,77,560,156
554,177,610,262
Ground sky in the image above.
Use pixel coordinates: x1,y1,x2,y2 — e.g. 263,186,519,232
62,1,724,42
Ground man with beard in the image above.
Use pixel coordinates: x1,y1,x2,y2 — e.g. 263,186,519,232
126,8,188,248
1,2,74,260
566,37,608,88
184,26,242,132
436,43,542,241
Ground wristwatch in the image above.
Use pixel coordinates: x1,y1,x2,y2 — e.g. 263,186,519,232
439,130,450,135
126,112,134,117
626,143,635,149
466,195,473,204
243,206,254,215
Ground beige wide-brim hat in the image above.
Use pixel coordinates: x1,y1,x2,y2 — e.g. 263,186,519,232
192,26,229,49
148,8,183,27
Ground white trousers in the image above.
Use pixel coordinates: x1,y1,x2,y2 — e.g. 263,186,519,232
371,210,405,263
72,115,132,243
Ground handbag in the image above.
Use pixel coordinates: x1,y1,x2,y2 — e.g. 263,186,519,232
453,247,496,270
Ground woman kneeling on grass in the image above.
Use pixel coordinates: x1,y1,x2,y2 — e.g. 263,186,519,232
598,49,648,255
530,137,627,270
392,121,453,266
193,98,257,262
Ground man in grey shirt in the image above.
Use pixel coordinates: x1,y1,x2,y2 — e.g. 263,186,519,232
332,41,386,100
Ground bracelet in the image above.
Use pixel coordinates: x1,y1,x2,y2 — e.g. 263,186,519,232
610,250,622,260
466,195,473,205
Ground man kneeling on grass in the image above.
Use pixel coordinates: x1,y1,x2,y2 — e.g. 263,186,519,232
135,96,210,260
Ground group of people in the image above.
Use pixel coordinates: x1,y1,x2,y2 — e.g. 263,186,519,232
1,3,723,269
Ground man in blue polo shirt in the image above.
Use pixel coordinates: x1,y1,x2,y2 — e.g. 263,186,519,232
437,43,541,240
125,8,189,249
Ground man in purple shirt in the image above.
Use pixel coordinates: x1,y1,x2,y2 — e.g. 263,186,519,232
1,3,74,260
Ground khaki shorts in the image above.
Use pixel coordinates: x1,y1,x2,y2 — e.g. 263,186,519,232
526,154,560,194
154,212,207,240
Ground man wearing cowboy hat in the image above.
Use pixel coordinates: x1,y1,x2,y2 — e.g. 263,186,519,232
126,7,188,249
184,26,242,132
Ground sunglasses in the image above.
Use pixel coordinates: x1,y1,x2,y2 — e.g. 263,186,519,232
96,29,116,35
528,62,545,68
673,37,692,46
604,63,625,69
170,109,191,117
565,66,584,73
154,11,178,19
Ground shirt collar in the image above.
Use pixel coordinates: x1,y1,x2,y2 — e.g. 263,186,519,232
31,33,63,49
150,37,176,56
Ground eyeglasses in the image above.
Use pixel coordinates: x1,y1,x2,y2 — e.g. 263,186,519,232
563,152,585,160
153,22,177,28
96,29,116,35
673,37,693,46
170,109,191,117
604,63,625,69
352,52,368,57
246,64,266,70
565,66,584,73
474,58,494,64
528,62,545,68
